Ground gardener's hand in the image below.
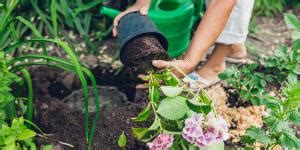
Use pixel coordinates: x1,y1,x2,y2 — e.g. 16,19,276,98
152,59,194,78
113,0,151,37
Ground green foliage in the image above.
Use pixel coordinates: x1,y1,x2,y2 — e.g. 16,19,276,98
0,117,36,150
226,13,300,149
157,96,189,120
284,13,300,41
253,0,285,17
244,127,272,145
118,132,127,148
11,0,108,54
0,1,101,149
219,36,299,105
242,82,300,149
131,69,215,147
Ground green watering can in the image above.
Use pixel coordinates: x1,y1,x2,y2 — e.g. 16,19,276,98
100,0,204,57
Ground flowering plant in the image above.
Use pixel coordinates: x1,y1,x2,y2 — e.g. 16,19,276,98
131,69,228,149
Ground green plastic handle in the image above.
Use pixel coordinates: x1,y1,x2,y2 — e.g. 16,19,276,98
99,7,121,19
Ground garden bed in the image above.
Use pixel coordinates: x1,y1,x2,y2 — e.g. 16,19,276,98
28,65,265,149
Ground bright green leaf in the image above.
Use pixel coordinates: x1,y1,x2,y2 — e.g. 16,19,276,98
132,128,149,140
131,104,150,122
245,127,272,145
17,129,36,140
280,133,300,149
160,86,183,97
148,118,160,130
186,99,212,114
157,96,188,120
284,13,300,30
118,132,127,148
288,111,300,125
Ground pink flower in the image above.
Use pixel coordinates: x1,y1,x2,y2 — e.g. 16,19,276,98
206,113,229,141
182,114,205,147
147,133,174,150
182,113,229,148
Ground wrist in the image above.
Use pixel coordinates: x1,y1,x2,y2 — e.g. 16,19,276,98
183,54,197,69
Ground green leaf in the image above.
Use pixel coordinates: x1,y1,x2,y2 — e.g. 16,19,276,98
50,0,58,38
186,99,212,114
17,129,36,140
132,128,149,140
288,111,300,125
42,145,52,150
118,132,127,148
284,13,300,30
245,127,272,145
241,135,256,145
148,118,160,130
287,73,297,84
157,96,189,120
291,30,300,41
160,86,183,97
131,104,150,122
280,133,300,149
265,117,279,131
152,87,160,102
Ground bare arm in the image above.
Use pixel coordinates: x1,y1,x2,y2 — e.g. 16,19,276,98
184,0,237,68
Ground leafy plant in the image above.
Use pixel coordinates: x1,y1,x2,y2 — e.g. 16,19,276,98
219,64,271,105
242,82,300,149
253,0,285,17
131,69,228,149
0,117,37,150
219,26,300,105
0,0,111,54
0,0,101,149
221,13,300,149
284,13,300,42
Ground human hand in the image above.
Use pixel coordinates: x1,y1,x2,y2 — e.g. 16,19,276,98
113,1,151,37
152,59,194,78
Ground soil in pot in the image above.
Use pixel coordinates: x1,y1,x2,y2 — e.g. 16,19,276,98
121,34,170,74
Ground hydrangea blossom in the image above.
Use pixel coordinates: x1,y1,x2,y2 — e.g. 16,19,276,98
147,133,174,150
182,113,229,148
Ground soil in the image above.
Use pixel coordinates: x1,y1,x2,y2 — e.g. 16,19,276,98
122,34,170,73
30,66,150,149
223,87,252,108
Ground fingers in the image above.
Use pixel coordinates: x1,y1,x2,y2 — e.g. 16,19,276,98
136,84,147,89
137,74,149,81
139,6,149,15
152,60,173,68
112,5,149,37
113,11,127,37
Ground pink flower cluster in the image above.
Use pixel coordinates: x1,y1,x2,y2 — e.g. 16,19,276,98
147,133,174,150
182,113,229,148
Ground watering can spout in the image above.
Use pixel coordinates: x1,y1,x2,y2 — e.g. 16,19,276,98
99,7,121,19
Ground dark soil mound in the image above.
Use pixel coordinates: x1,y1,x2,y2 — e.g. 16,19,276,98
121,35,170,73
29,66,150,149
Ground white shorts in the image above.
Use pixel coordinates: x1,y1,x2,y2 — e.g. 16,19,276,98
206,0,255,44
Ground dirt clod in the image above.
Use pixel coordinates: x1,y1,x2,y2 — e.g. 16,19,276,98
121,35,170,73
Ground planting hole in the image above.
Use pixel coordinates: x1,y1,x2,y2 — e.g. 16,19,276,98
159,2,179,11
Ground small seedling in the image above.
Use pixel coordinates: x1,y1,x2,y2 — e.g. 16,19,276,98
118,132,127,149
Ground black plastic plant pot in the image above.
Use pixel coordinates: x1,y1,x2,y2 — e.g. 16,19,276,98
117,12,170,72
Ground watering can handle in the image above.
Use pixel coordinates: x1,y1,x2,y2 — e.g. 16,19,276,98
99,6,121,19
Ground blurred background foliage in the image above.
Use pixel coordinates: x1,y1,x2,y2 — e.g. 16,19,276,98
0,0,299,54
